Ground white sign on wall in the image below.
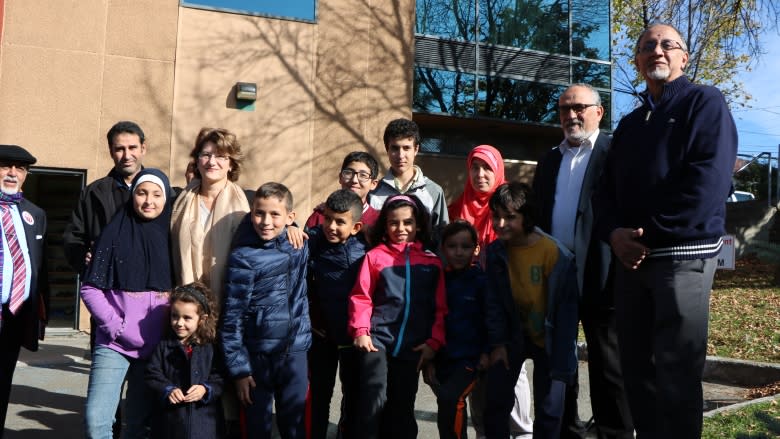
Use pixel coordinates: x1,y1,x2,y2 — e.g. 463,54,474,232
717,235,735,270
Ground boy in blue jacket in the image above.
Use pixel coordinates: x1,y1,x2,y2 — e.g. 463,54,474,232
305,189,368,439
483,182,578,439
219,182,311,439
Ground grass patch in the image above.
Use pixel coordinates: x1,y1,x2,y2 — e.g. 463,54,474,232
702,399,780,438
709,256,780,363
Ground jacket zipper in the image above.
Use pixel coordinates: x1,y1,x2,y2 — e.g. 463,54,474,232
391,245,412,357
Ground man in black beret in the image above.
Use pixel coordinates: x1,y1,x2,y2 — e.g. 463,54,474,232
0,144,49,436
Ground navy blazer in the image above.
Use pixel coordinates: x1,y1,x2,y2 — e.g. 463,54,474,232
532,133,612,302
7,199,50,351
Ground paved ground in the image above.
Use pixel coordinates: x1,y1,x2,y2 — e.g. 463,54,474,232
20,330,763,438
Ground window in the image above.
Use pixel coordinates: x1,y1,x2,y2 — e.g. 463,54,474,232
182,0,317,22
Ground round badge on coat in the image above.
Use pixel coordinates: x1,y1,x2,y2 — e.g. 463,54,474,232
22,211,34,225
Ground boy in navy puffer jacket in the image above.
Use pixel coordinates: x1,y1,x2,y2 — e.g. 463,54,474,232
305,189,368,439
424,220,489,439
220,182,311,439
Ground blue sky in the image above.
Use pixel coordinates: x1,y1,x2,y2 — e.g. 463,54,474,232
732,31,780,159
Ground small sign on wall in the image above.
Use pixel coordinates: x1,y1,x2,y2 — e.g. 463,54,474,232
717,235,735,270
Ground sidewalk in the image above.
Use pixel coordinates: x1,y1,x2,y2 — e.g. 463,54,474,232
4,331,595,438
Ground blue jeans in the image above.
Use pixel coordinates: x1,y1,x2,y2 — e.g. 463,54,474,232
84,346,152,439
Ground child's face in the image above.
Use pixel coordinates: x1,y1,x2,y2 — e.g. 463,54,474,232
492,206,527,244
251,196,295,241
339,161,377,202
386,206,417,244
442,230,479,271
322,207,362,244
132,181,165,221
170,300,204,344
385,136,419,177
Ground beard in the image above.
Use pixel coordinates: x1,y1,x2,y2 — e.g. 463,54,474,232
646,65,671,81
563,122,593,145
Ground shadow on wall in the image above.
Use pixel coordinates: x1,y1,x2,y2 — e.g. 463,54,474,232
167,0,414,205
724,200,779,260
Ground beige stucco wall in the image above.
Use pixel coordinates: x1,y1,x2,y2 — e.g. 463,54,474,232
0,0,179,178
170,0,414,217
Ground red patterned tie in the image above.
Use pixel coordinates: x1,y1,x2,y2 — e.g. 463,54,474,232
1,205,27,314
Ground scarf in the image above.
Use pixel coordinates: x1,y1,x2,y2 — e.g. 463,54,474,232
170,179,249,308
447,145,506,247
83,168,173,292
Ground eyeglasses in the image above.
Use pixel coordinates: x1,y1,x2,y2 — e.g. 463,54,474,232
638,39,684,54
340,169,372,183
198,152,230,162
558,103,598,114
0,163,29,173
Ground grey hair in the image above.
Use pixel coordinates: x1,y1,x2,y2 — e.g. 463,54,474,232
566,83,602,106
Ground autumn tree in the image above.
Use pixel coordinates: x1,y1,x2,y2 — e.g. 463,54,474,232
612,0,780,117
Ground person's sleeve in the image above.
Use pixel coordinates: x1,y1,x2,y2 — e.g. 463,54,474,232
200,345,225,404
348,254,376,338
80,284,124,341
594,129,621,242
62,191,90,274
144,341,175,402
484,245,509,348
219,251,254,379
433,185,449,227
426,262,448,351
640,89,738,239
549,251,579,384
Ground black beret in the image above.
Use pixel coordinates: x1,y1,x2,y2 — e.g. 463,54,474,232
0,145,37,165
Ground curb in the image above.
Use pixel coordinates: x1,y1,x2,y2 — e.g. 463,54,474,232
704,393,780,418
703,356,780,387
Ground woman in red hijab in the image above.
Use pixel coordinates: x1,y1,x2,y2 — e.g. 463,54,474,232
448,144,506,249
447,144,533,438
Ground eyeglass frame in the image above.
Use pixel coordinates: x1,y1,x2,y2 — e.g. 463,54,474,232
197,152,231,162
558,103,599,114
637,39,685,54
339,168,373,183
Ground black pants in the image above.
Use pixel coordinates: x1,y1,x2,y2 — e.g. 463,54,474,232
561,280,633,439
351,350,387,439
615,257,716,439
0,308,23,439
307,336,360,439
431,362,477,439
381,355,420,439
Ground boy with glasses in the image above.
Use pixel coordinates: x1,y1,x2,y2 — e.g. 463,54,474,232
305,151,380,232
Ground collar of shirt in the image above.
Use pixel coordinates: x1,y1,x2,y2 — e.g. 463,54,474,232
558,129,599,156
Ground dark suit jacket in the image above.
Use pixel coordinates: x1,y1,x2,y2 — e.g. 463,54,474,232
532,133,612,301
11,199,50,351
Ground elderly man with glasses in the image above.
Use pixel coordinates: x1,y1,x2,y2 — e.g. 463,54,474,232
533,83,634,439
595,23,737,438
0,145,50,436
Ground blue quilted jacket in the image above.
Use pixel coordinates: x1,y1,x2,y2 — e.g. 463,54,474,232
219,215,311,379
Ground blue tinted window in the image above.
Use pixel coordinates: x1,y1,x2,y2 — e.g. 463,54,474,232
478,0,568,53
414,68,476,116
417,0,475,41
182,0,316,22
571,0,610,60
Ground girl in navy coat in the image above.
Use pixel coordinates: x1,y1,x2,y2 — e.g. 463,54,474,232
146,282,224,439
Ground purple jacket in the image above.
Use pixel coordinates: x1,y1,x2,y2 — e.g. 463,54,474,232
81,284,170,359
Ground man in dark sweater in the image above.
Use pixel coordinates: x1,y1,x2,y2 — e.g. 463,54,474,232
596,23,737,438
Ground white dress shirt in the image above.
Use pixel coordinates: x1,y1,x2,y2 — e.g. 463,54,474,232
550,130,599,251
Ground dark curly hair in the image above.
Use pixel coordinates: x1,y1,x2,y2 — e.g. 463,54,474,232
169,282,218,345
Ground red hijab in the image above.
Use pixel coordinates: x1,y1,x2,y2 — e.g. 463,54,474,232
448,145,506,247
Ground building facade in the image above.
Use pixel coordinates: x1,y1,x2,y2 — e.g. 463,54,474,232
0,0,610,329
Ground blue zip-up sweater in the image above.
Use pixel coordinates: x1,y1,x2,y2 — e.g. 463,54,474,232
484,230,579,383
220,216,311,379
439,265,488,366
596,76,737,259
306,226,367,346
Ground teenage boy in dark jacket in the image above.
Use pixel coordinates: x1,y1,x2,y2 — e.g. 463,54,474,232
220,182,311,439
305,189,368,439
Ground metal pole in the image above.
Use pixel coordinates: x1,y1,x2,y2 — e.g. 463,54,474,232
769,152,772,208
